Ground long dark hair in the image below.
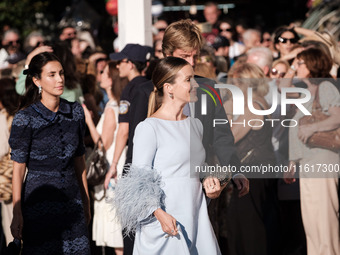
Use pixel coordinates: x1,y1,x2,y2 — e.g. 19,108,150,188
107,61,128,102
52,41,79,89
147,57,190,116
0,78,22,116
19,52,61,110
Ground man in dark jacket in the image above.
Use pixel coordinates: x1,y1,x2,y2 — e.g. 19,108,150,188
130,19,249,196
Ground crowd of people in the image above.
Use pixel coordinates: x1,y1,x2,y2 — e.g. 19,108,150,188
0,1,340,255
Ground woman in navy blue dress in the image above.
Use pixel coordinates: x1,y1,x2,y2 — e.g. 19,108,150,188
9,52,91,254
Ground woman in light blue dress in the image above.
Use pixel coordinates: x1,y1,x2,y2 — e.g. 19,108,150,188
113,57,224,254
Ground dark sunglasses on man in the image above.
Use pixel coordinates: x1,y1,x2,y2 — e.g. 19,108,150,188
278,37,298,44
6,40,20,46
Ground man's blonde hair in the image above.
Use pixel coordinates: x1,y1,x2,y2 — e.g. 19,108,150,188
162,19,203,56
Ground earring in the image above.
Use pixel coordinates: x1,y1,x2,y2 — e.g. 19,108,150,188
169,93,174,99
38,86,42,94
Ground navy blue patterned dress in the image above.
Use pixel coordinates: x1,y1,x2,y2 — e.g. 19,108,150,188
9,99,90,255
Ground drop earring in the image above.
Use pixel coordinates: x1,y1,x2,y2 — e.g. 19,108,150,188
169,93,174,99
38,86,42,94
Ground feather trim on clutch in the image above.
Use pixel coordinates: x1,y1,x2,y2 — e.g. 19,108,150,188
109,165,165,235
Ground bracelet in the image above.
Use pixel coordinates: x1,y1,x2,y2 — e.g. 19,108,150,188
290,65,297,72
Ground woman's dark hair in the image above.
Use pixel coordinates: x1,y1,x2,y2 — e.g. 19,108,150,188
19,52,61,109
0,78,22,116
148,56,190,116
80,74,103,106
107,61,129,102
51,41,79,89
273,26,299,44
219,18,238,42
297,47,332,78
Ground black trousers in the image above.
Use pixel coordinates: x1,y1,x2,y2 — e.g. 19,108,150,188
123,231,135,255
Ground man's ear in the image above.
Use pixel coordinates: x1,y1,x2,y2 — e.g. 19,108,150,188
263,66,270,76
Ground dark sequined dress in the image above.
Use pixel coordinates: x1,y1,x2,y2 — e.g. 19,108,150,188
9,99,90,255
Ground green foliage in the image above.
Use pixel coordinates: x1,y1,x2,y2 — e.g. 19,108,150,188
0,0,48,37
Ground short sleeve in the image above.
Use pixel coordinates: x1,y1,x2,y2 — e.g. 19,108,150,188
15,70,26,95
9,111,32,163
74,103,86,157
319,81,340,112
118,100,130,123
132,121,157,167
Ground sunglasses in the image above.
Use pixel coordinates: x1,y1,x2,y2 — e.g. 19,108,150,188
278,37,298,44
64,31,77,37
271,68,286,78
6,40,20,46
34,41,46,48
219,28,232,32
158,28,166,32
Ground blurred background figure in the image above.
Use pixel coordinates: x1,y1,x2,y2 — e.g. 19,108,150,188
203,1,221,35
225,63,280,255
211,35,230,82
261,31,279,58
242,29,262,53
23,31,46,55
219,19,245,65
0,29,25,70
246,46,273,77
78,30,97,59
0,77,22,246
83,61,128,255
283,47,340,255
153,39,163,59
152,19,168,42
273,26,300,62
59,25,77,41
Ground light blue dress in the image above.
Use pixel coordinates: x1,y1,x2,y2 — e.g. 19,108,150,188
131,117,221,255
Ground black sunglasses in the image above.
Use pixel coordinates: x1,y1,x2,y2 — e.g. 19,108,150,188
219,28,232,32
278,37,298,44
7,40,20,46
